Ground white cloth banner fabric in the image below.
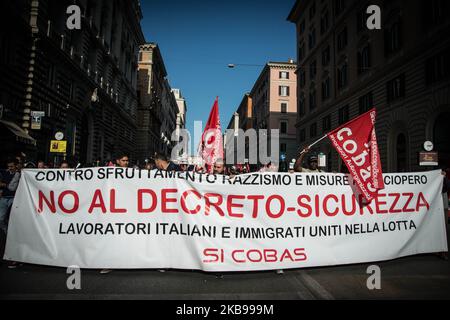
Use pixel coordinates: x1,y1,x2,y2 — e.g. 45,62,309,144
4,168,448,271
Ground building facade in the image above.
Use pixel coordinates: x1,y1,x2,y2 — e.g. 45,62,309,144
161,78,179,156
288,0,450,172
0,0,145,166
225,93,253,164
172,88,188,159
137,43,180,161
249,61,298,163
172,89,187,133
0,0,36,161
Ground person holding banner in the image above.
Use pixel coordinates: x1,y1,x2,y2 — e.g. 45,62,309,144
213,158,226,175
99,152,131,274
115,153,130,168
294,147,324,173
439,169,450,260
0,159,20,235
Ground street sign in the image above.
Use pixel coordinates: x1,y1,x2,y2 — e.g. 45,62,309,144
31,111,45,130
55,132,64,141
31,111,45,117
419,152,438,166
423,141,434,152
50,140,67,153
31,115,42,130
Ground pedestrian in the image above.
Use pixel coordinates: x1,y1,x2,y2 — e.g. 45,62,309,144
144,158,156,171
0,159,20,236
60,161,70,169
37,160,46,169
100,153,130,274
0,159,22,269
294,147,325,173
154,153,180,172
279,154,288,173
438,168,449,260
442,168,450,222
115,153,130,168
179,159,189,172
213,158,226,175
228,165,239,179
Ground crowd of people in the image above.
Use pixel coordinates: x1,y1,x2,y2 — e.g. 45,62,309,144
1,148,449,269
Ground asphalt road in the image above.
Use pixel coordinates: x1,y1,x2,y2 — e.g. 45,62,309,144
1,229,449,300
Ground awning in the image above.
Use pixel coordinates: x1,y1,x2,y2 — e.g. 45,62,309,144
0,120,37,145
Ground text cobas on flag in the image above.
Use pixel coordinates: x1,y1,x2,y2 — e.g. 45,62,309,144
327,108,384,202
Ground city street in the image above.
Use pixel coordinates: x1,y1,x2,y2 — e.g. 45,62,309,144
1,0,450,303
1,234,449,300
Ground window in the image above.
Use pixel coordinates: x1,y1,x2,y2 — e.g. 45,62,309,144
280,121,288,134
310,60,317,80
0,35,14,65
299,69,306,88
47,64,56,87
321,10,330,34
309,87,317,110
387,74,405,102
337,62,348,89
359,92,373,114
298,41,305,62
396,134,407,171
299,20,306,35
338,105,349,125
385,20,402,56
309,28,316,50
425,48,450,84
299,129,306,142
65,117,77,156
322,46,330,66
322,115,331,133
357,44,371,74
310,122,317,138
280,71,289,79
335,0,346,16
69,81,74,100
322,77,331,101
280,143,287,153
337,27,348,51
281,103,287,113
299,93,306,116
424,0,447,29
279,86,290,97
356,7,369,32
310,3,316,19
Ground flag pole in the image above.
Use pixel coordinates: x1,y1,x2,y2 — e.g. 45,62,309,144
299,134,328,155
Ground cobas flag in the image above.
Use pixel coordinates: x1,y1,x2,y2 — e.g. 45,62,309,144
327,108,384,202
198,97,223,171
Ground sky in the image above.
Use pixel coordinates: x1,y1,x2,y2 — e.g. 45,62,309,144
140,0,296,151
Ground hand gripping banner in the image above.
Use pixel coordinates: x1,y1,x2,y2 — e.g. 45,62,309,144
4,168,448,271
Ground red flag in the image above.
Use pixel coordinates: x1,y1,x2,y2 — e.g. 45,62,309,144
198,97,224,172
327,108,384,202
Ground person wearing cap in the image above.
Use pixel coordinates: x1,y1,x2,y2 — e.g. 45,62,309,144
294,147,324,173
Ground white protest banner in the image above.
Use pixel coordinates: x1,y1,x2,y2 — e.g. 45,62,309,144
4,169,448,271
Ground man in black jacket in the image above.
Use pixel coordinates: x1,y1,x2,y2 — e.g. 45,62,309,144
0,159,20,235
